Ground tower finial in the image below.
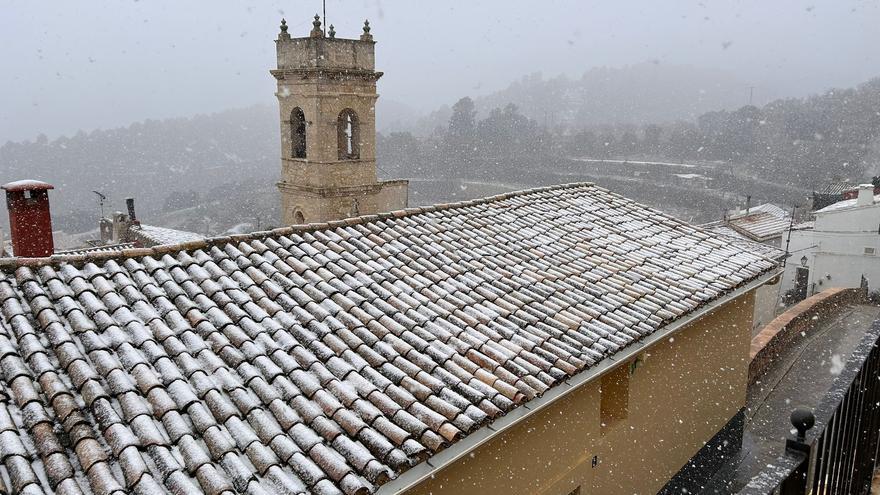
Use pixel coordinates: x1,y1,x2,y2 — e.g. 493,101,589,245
310,14,323,38
328,25,336,39
278,18,291,40
360,19,373,42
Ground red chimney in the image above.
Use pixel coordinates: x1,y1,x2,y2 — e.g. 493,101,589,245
2,180,55,257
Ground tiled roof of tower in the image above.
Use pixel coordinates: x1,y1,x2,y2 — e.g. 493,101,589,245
0,183,776,495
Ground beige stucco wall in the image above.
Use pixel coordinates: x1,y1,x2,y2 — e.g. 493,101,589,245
404,291,755,495
752,278,780,336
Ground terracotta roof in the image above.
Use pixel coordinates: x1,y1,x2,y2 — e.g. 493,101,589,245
54,243,137,257
701,224,786,261
815,180,853,195
727,211,790,242
0,183,775,494
131,224,206,247
746,203,788,219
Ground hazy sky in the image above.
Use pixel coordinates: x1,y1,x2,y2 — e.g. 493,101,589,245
1,0,877,142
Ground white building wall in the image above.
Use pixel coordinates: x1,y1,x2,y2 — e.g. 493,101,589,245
779,202,880,298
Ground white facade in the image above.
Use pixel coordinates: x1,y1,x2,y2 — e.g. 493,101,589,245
780,185,880,298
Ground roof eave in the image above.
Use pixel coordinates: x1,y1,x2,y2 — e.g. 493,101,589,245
376,267,782,494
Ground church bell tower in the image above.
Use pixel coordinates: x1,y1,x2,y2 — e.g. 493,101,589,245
272,16,408,225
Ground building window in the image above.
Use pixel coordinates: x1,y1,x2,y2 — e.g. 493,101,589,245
337,108,360,160
293,210,305,224
291,107,306,158
865,247,875,255
600,362,630,431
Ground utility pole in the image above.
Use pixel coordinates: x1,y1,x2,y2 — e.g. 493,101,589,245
748,86,755,106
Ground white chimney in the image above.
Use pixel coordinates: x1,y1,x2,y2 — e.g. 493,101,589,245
857,184,874,207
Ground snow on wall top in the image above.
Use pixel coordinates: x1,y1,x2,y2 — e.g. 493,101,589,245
814,194,880,214
0,179,54,192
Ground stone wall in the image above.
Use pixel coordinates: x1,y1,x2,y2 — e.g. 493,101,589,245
749,287,868,384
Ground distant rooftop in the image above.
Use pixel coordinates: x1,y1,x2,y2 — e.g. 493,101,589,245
727,211,790,242
701,224,787,261
814,193,880,214
130,224,206,247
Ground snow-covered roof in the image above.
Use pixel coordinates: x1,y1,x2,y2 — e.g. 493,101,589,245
727,211,790,242
0,183,776,494
814,194,880,214
728,203,788,221
815,180,853,196
131,224,206,247
701,224,787,261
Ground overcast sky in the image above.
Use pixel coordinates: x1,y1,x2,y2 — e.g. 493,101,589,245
1,0,877,142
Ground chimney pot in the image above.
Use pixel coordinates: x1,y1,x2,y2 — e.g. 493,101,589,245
857,184,874,207
126,197,137,222
2,180,55,257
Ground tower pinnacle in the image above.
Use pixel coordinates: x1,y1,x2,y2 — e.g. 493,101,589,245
310,14,323,38
360,19,373,42
278,18,290,40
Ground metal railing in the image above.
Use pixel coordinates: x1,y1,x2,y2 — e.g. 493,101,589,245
738,320,880,495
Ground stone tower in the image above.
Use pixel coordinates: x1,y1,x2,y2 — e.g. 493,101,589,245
272,16,408,225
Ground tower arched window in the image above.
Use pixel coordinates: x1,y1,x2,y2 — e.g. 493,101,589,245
293,210,305,224
291,107,306,159
337,109,360,160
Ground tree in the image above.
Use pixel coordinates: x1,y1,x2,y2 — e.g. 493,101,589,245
443,97,477,175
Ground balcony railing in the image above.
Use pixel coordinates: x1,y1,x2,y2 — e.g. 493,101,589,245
737,319,880,495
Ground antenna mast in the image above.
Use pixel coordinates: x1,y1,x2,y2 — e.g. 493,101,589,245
92,190,107,218
323,0,327,36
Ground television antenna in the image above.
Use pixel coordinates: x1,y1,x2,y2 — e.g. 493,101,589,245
92,190,107,218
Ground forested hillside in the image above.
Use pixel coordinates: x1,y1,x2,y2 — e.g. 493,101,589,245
2,75,877,235
381,77,880,190
0,106,277,232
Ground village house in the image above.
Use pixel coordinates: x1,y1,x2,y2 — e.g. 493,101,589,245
780,183,880,302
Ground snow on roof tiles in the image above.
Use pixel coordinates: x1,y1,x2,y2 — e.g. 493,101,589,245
131,224,206,246
701,224,786,261
727,211,790,242
0,183,775,494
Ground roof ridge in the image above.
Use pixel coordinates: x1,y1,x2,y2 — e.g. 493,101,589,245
0,181,595,271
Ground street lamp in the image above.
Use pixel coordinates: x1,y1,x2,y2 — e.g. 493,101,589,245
800,255,808,267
